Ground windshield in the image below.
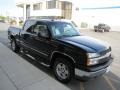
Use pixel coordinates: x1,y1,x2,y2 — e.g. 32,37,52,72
49,22,80,37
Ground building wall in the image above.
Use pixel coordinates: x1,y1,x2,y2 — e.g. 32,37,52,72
15,0,85,29
78,8,120,30
31,9,62,17
16,0,74,21
29,1,62,17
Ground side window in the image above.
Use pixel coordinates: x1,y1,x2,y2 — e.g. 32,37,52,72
23,20,36,32
33,22,49,37
26,25,33,33
51,25,61,36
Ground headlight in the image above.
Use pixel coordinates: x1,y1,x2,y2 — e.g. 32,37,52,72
87,53,100,66
87,59,99,66
87,53,100,58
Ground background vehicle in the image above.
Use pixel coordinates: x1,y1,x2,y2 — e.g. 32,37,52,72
8,19,113,83
0,20,5,23
94,23,111,32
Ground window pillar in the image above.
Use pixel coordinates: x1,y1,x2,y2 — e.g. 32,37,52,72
30,3,33,17
23,4,26,21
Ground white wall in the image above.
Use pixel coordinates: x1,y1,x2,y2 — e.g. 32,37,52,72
31,9,62,16
73,8,120,31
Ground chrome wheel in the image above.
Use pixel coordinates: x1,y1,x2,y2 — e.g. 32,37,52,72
54,58,74,83
56,63,69,80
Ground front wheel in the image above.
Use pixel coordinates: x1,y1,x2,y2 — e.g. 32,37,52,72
11,39,20,52
94,29,97,32
53,58,74,83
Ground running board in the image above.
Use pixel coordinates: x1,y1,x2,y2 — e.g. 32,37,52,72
25,54,50,67
39,62,50,67
26,54,36,60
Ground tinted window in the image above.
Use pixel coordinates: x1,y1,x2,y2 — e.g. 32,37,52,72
33,3,42,10
49,22,80,37
33,22,49,37
23,20,36,31
26,25,33,33
46,0,56,9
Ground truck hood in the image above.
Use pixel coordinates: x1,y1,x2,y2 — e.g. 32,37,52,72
58,36,110,53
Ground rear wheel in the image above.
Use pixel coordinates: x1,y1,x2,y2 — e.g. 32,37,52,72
53,58,74,83
11,39,20,52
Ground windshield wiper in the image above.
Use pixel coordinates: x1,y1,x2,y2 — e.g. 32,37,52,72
71,35,80,36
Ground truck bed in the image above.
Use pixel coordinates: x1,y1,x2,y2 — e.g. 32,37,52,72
8,26,22,40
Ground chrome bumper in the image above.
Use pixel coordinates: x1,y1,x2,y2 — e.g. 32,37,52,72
75,66,110,78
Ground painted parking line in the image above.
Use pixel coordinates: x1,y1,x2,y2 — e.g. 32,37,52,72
104,76,117,90
108,76,120,84
80,82,85,90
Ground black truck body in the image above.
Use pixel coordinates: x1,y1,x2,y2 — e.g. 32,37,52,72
8,19,113,83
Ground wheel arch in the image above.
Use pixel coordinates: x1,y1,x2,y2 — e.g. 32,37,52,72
50,51,75,68
10,35,15,40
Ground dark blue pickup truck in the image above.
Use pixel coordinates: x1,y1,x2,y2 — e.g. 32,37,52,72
8,19,113,83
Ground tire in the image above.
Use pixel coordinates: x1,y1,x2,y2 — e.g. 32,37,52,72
53,58,74,83
11,39,20,52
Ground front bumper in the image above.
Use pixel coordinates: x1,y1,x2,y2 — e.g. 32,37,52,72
75,66,110,79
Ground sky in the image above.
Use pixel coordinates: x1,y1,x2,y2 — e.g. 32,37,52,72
0,0,15,16
0,0,22,17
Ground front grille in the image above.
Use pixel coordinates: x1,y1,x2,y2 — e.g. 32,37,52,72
98,55,111,64
98,47,111,64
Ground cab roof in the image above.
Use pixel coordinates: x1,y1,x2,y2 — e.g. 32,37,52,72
26,19,72,23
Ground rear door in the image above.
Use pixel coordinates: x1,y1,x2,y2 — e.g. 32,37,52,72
20,20,36,52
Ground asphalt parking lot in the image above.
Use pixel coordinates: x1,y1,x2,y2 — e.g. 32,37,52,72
0,22,120,90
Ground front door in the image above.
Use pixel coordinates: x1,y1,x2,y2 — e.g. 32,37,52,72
29,22,54,64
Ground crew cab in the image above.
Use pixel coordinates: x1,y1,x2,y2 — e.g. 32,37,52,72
8,19,113,83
